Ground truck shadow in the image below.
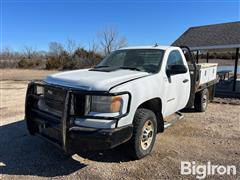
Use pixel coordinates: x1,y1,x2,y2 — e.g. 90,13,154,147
76,144,132,163
0,120,132,177
0,120,86,177
180,108,197,113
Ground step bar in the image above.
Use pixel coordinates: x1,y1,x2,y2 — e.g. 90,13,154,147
164,112,184,129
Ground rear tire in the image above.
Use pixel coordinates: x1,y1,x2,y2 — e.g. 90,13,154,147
128,108,157,159
194,88,209,112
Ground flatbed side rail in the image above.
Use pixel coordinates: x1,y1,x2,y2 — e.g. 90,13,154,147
195,79,219,92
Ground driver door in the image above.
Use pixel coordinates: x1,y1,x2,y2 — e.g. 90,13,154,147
163,50,190,116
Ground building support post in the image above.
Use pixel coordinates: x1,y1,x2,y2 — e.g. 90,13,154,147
232,48,239,92
206,52,209,63
196,50,199,63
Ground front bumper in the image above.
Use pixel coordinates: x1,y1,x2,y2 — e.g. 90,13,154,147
25,81,132,152
69,125,133,151
31,114,133,151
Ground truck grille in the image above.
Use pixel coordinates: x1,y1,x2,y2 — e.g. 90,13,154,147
44,87,66,112
42,86,86,116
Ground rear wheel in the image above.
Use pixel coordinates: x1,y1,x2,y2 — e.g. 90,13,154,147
128,108,157,159
194,88,209,112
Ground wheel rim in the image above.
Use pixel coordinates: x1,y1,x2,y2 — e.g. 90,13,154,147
202,94,208,109
141,120,154,150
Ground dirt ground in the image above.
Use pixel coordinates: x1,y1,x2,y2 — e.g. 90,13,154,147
0,69,240,179
1,69,57,81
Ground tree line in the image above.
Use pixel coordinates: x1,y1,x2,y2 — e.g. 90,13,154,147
1,27,236,70
0,27,127,70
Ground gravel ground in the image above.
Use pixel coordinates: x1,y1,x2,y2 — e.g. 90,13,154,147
1,70,240,179
212,97,240,105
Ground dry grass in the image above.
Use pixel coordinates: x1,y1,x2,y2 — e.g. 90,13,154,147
1,69,57,81
0,69,240,179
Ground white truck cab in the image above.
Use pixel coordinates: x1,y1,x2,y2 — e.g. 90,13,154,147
25,45,218,159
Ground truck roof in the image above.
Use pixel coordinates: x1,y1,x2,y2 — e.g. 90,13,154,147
119,45,175,51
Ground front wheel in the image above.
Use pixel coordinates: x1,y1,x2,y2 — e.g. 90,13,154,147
128,108,157,159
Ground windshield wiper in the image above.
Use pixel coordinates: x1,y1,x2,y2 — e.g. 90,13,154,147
118,66,142,71
93,65,110,68
91,65,142,72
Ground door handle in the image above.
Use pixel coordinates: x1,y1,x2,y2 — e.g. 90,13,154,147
183,79,189,83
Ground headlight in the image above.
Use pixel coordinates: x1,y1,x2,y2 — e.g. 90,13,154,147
90,95,123,113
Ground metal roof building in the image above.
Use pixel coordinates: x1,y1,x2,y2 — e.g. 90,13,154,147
172,21,240,50
172,21,240,93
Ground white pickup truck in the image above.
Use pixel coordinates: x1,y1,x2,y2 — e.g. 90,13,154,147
25,45,218,159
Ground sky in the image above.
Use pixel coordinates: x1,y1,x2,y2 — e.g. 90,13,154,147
1,0,240,51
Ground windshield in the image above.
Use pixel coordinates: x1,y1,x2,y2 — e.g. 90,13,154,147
95,49,164,73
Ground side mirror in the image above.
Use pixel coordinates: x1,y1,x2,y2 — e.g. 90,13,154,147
166,65,188,76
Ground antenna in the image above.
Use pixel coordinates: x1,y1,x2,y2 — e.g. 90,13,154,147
154,43,158,47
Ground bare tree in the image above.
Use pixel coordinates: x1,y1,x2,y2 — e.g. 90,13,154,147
22,46,36,59
117,36,128,49
87,40,100,66
0,47,13,60
88,40,99,55
48,42,64,57
98,27,128,55
66,39,78,56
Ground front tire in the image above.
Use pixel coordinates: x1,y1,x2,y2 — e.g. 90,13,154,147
194,88,209,112
129,108,157,159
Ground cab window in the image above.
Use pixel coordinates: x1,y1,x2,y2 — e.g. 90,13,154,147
166,50,184,67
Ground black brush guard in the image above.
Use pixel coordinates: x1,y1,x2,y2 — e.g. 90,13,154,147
25,81,133,152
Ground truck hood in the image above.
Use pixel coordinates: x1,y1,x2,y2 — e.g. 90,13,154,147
44,68,149,91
